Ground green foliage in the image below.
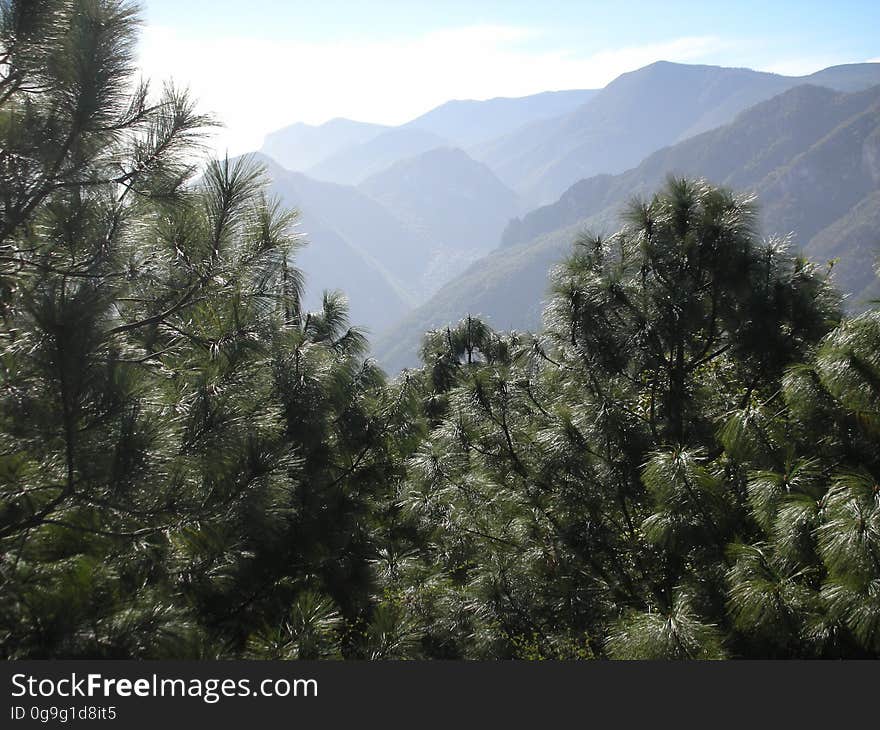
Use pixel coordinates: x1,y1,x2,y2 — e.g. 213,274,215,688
392,176,876,660
606,591,727,660
2,1,879,661
0,0,419,659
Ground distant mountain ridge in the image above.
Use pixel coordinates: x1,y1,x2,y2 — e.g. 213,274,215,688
473,62,880,205
261,63,880,201
243,146,528,333
260,88,599,187
261,118,389,172
306,127,450,185
501,83,880,248
403,89,597,149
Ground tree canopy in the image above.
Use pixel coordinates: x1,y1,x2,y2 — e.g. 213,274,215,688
2,0,878,660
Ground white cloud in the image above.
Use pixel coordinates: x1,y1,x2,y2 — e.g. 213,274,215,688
137,25,721,156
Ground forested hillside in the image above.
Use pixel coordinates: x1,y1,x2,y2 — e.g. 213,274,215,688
2,0,880,661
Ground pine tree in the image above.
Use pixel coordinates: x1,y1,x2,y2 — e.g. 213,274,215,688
724,289,880,656
4,1,878,662
0,0,416,659
399,178,843,658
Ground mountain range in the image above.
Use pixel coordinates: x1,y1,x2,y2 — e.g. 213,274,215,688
473,61,880,205
246,147,522,334
260,88,598,179
374,80,880,371
249,60,880,370
401,88,597,149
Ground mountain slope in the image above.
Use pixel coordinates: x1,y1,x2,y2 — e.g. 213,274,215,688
242,153,413,333
306,127,448,185
502,84,880,247
360,148,521,251
475,62,880,205
260,118,388,172
267,169,437,301
246,150,528,332
359,147,522,294
293,214,410,334
806,62,880,92
375,84,880,371
404,89,596,149
808,191,880,305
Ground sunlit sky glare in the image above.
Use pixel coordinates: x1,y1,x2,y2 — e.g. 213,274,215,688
136,0,880,156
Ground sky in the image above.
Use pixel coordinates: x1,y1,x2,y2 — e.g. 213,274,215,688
136,0,880,155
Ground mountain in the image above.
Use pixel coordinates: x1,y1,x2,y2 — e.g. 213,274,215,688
359,147,521,291
244,149,525,332
404,89,597,149
807,191,880,305
292,90,597,185
306,127,449,185
502,83,880,248
269,170,436,302
474,62,880,205
293,214,410,334
260,118,388,172
806,63,880,92
239,153,413,333
375,83,880,372
500,83,880,303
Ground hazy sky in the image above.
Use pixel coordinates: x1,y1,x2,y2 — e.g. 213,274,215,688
137,0,880,155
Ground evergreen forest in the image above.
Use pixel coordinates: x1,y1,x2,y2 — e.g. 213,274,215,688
2,0,880,660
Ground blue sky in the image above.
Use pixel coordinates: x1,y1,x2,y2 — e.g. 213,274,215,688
137,1,880,154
